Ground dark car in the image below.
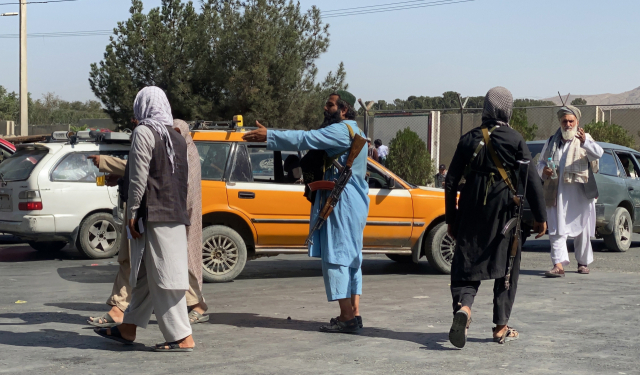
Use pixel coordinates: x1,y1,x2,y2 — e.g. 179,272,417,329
523,140,639,252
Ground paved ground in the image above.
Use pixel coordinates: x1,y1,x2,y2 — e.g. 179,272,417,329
0,236,639,374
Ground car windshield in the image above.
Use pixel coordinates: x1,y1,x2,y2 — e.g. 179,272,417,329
0,147,48,181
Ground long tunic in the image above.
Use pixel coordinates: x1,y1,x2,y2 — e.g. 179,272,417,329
267,120,370,269
445,126,547,281
127,125,189,290
536,138,603,237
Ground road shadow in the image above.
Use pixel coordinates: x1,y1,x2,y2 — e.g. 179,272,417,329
523,238,640,253
0,311,93,326
57,265,119,284
0,245,86,263
0,328,147,351
208,312,456,351
45,302,108,312
236,258,444,281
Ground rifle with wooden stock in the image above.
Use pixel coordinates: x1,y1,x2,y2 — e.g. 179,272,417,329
500,159,530,290
304,134,368,246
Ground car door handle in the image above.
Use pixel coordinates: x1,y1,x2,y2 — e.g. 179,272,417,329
629,187,634,191
238,191,255,199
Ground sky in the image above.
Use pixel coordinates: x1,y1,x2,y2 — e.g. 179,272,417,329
0,0,639,105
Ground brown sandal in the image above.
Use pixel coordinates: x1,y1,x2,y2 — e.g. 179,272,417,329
493,326,519,344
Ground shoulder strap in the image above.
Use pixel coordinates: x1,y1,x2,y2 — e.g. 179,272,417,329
344,122,356,139
482,127,516,194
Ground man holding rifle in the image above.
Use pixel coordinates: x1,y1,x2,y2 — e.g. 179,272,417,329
243,91,369,334
444,87,547,348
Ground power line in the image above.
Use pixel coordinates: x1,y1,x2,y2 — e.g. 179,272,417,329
323,0,474,18
0,0,78,5
322,0,441,14
0,29,111,38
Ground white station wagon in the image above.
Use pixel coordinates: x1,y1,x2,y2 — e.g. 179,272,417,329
0,131,129,258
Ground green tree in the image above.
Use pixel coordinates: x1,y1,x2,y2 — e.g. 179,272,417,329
386,128,435,185
584,121,635,148
90,0,347,129
510,108,538,141
571,97,587,106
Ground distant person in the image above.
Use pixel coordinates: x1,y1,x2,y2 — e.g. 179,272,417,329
435,164,447,188
618,155,632,177
374,139,389,165
367,138,379,162
538,105,603,277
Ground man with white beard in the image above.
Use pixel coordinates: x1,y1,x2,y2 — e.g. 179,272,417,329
537,105,603,277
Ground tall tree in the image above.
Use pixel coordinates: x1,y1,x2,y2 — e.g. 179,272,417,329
89,0,347,129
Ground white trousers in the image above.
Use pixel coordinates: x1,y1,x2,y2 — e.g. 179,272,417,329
549,229,593,266
122,249,192,342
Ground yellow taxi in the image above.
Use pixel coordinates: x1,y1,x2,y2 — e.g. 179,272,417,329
192,122,453,282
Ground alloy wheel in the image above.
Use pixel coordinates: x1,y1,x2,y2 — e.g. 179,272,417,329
440,234,456,264
88,220,118,252
203,235,239,276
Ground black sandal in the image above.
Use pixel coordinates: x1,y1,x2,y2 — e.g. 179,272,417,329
88,312,118,328
449,310,471,348
319,317,360,334
154,341,194,352
94,326,134,345
493,326,519,344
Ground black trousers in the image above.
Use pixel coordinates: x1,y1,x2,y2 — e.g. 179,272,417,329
450,250,521,326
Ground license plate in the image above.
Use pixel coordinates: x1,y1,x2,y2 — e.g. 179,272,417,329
0,195,11,210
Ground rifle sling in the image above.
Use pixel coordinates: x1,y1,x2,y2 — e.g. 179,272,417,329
481,127,516,194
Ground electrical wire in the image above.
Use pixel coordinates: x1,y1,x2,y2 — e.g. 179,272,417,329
0,0,78,5
322,0,445,15
323,0,474,18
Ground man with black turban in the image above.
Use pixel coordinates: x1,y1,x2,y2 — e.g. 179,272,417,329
444,87,548,348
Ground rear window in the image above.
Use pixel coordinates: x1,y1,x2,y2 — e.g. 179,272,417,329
0,148,48,181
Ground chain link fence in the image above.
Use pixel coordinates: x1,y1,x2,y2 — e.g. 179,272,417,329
368,103,640,176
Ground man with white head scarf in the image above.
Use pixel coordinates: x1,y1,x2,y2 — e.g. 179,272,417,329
538,105,603,277
94,86,195,352
444,87,547,348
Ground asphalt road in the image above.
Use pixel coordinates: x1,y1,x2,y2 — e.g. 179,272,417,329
0,236,639,374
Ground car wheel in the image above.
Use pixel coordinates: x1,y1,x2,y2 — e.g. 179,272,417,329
201,225,247,283
385,253,413,263
424,222,454,274
76,212,121,259
603,207,632,252
28,241,67,253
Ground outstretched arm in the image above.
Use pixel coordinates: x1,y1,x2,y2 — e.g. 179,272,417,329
242,121,351,152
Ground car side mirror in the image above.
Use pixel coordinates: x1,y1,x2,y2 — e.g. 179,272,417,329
387,177,396,189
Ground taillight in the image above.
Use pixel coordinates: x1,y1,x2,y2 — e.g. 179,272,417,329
19,202,43,211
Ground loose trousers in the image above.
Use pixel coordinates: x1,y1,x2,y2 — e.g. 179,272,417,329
106,207,205,311
122,248,192,342
549,229,593,266
450,250,520,326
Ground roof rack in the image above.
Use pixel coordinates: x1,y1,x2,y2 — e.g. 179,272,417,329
49,130,131,144
189,115,252,132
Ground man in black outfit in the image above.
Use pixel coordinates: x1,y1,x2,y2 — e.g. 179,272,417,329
444,87,548,348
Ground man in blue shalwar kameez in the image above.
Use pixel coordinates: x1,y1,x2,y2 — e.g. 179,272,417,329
243,91,369,333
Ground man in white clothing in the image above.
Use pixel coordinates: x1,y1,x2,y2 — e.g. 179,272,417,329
537,105,603,277
374,139,389,166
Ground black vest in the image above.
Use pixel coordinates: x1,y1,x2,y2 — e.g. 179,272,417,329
125,125,190,226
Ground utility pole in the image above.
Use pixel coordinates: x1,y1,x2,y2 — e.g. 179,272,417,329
19,0,28,135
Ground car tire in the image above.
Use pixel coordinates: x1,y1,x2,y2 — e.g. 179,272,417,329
28,241,67,253
385,254,413,263
201,225,247,283
424,222,454,274
76,212,121,259
603,207,632,252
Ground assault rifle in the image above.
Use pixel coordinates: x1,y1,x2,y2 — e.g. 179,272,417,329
500,160,530,290
304,134,368,246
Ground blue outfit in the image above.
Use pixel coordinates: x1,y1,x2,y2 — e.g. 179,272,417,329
267,120,370,301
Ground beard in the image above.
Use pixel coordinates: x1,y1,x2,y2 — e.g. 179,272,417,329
561,126,578,141
321,110,342,127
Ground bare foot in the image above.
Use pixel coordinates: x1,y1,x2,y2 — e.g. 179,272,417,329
188,302,208,315
89,305,124,325
106,323,136,341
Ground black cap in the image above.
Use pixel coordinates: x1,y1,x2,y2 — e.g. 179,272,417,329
439,164,446,169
